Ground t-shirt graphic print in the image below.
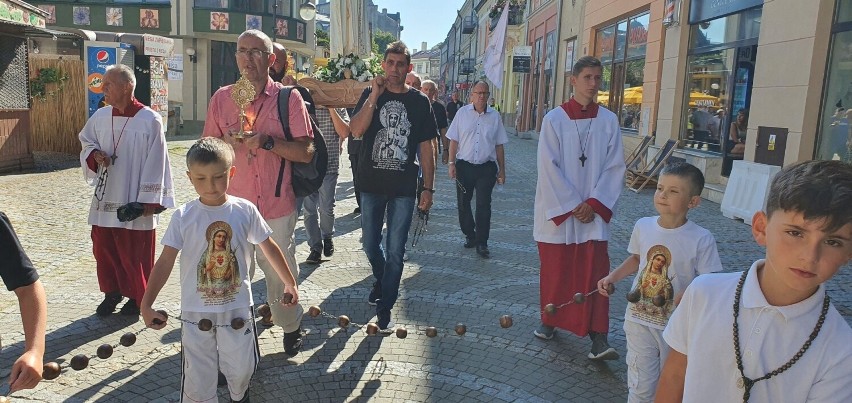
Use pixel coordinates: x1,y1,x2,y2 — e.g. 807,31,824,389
197,221,241,305
372,100,411,171
628,244,675,327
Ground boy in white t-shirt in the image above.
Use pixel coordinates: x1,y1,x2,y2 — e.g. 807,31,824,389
656,160,852,402
597,162,722,402
140,138,299,403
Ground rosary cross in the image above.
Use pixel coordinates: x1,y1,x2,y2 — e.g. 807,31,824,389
579,153,587,167
111,154,118,165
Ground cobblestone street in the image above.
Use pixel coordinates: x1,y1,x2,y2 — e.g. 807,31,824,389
0,132,849,402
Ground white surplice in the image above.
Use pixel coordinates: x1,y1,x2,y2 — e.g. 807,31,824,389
79,106,175,231
533,106,626,244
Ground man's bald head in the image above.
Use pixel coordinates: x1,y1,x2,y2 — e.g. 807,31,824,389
269,42,289,82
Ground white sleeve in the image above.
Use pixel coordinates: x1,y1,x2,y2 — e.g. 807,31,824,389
446,113,461,142
627,220,642,255
246,204,273,245
536,114,583,220
138,113,175,208
696,232,724,275
78,113,103,185
160,208,184,250
589,117,627,209
662,278,697,355
495,116,509,145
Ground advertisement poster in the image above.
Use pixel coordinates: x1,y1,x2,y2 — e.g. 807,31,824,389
149,56,168,131
86,46,116,117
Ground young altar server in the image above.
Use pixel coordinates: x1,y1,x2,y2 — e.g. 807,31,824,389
533,56,626,360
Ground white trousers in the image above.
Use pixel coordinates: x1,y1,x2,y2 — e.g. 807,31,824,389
624,320,670,403
180,307,258,403
252,212,304,332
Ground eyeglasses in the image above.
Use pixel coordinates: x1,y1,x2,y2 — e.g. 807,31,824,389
472,91,490,96
235,49,270,59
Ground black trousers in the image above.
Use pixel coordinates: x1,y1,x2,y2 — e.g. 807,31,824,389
455,160,498,247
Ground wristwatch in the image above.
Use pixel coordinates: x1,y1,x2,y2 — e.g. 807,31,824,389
422,187,435,193
262,136,275,150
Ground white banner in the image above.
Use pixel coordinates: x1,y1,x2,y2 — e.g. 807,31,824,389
483,5,509,89
143,34,174,57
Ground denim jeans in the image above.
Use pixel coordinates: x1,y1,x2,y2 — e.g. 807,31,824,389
360,191,415,313
302,174,338,252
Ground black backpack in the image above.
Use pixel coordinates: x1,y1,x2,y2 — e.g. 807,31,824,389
275,86,328,198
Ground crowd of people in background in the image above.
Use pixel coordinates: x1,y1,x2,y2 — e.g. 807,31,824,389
2,29,850,403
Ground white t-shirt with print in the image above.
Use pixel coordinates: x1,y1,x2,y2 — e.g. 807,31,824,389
624,216,722,329
161,197,272,313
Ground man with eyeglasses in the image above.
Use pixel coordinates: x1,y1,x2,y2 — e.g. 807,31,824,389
203,29,313,358
446,81,507,259
349,41,438,333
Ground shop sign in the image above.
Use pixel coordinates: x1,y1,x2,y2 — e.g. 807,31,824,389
149,57,168,130
86,46,116,117
689,0,763,25
455,83,471,90
512,45,531,73
143,34,174,57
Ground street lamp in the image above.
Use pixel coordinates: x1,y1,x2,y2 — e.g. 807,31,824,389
301,61,312,74
299,0,316,21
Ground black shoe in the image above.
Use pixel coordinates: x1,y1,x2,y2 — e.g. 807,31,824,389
476,245,490,259
463,238,476,248
368,282,381,306
588,332,619,360
231,387,250,403
305,250,321,264
119,299,140,316
283,327,303,357
323,238,334,257
96,292,123,316
377,309,393,334
218,371,227,386
353,207,361,214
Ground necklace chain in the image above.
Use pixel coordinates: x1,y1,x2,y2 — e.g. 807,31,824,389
572,118,594,167
732,270,829,402
111,114,132,163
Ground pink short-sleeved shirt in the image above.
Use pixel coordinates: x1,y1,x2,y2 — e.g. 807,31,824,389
203,77,312,219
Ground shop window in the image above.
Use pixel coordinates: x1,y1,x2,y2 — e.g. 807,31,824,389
837,0,852,23
563,38,576,101
689,8,761,50
816,30,852,162
231,0,265,13
194,0,228,8
594,11,649,132
684,48,737,153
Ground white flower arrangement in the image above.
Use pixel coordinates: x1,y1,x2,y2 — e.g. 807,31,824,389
314,53,383,83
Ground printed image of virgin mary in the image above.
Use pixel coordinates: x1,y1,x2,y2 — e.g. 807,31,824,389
634,245,675,318
197,221,240,301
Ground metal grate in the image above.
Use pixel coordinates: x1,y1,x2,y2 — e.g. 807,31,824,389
0,36,28,109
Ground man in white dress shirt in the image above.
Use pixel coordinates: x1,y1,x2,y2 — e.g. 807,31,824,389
447,81,508,259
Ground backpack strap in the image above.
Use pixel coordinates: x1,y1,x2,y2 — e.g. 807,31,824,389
275,86,293,197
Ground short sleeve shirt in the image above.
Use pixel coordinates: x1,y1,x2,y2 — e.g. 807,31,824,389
353,87,439,197
314,108,350,175
0,212,39,291
432,101,448,130
161,197,272,312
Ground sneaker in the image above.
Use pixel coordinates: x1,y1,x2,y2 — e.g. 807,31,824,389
119,299,140,316
368,282,381,306
305,250,322,264
283,327,303,357
377,310,394,334
588,332,619,360
231,387,250,403
96,292,123,316
323,238,334,257
533,324,555,340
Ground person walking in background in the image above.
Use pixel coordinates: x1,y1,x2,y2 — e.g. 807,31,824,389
533,56,626,360
303,106,351,264
79,64,175,317
422,80,450,163
203,29,313,357
446,91,464,123
446,81,507,259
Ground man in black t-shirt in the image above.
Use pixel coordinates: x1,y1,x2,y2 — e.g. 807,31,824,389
349,41,438,332
446,91,464,123
0,212,47,392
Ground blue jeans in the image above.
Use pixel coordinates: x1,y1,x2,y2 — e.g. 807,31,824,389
302,174,338,252
360,192,415,313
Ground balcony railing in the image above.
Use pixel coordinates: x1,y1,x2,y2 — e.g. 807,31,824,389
462,16,476,34
459,58,475,75
489,8,524,30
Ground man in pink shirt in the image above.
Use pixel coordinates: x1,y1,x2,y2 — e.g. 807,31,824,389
203,29,313,357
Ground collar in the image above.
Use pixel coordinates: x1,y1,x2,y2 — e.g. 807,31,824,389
112,98,144,117
561,97,599,120
259,77,277,97
741,260,826,322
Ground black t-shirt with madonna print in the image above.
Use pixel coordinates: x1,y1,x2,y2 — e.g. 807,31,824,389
354,87,438,197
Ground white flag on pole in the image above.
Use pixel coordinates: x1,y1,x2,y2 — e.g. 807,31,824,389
483,4,510,89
